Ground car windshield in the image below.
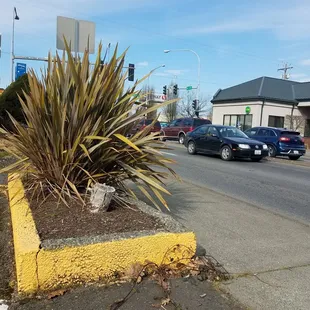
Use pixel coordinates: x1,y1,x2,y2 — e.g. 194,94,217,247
219,127,249,138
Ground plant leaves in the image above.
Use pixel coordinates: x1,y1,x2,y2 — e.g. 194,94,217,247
114,133,142,153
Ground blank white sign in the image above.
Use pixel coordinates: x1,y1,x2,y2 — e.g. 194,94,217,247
57,16,95,54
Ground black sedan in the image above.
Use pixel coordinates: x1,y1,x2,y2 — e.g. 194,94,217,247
184,125,269,161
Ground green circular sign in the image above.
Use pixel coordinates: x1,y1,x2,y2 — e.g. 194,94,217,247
245,106,251,114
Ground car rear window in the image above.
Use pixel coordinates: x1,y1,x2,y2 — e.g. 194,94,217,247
280,131,300,136
183,119,193,126
193,119,212,127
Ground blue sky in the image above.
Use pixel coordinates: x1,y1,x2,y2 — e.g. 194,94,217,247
1,0,310,102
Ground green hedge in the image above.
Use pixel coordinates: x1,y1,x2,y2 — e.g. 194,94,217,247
0,74,29,130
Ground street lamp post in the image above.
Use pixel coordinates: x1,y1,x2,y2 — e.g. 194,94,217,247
11,7,19,82
164,49,201,104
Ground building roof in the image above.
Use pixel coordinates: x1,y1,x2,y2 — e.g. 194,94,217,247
293,82,310,100
211,76,310,105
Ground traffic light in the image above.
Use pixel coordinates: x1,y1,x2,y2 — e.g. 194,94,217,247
163,85,167,95
192,99,197,110
128,63,135,81
173,84,178,96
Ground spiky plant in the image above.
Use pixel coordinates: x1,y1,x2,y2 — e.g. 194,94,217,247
2,42,177,210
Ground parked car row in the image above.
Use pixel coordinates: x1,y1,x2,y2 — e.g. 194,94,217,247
130,117,212,143
130,117,306,162
185,125,306,162
185,125,269,162
160,117,212,144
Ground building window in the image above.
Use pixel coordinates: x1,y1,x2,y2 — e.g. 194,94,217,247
223,114,252,131
268,116,284,128
223,115,230,126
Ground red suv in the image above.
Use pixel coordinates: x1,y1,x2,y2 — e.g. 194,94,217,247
161,118,212,144
131,119,161,136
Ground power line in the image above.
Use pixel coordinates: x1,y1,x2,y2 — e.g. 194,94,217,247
151,74,218,85
8,0,289,67
6,1,310,81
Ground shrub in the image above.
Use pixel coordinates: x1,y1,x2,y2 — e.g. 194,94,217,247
0,74,29,130
2,43,177,210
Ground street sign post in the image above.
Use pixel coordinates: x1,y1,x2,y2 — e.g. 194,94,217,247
15,63,26,80
186,86,193,91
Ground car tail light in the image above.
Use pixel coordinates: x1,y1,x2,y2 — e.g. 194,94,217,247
188,126,194,132
280,136,290,142
301,137,305,143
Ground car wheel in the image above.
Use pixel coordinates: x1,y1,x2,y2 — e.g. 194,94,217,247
268,144,277,157
179,133,185,144
187,141,196,155
251,157,263,162
288,156,300,160
220,146,233,161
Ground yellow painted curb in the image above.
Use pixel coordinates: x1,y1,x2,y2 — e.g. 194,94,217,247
8,174,196,294
8,174,40,294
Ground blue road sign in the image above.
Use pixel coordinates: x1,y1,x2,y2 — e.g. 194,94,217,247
15,63,27,80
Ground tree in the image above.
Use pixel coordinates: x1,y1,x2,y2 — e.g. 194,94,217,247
0,74,29,130
139,84,157,119
286,115,306,132
162,82,178,122
179,91,212,118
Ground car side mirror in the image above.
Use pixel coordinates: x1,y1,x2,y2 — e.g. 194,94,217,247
211,133,219,138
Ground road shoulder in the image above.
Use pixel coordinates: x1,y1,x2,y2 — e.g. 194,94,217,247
134,179,310,310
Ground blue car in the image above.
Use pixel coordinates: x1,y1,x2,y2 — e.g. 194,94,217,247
244,127,306,160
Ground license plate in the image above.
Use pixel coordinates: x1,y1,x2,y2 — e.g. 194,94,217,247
254,150,261,155
293,150,299,154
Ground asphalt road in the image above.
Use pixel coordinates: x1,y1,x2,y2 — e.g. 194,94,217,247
162,142,310,224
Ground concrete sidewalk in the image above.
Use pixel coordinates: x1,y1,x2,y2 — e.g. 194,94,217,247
9,278,243,310
134,179,310,310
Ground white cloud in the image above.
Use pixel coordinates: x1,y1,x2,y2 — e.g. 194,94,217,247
0,0,162,36
300,59,310,66
295,78,310,82
153,69,187,78
164,69,187,76
177,1,310,40
290,73,307,79
289,73,310,82
153,72,171,77
137,61,149,67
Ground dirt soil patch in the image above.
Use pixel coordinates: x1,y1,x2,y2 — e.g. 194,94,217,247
0,193,14,300
28,195,165,240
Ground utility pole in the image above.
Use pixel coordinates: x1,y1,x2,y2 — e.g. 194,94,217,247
278,63,293,80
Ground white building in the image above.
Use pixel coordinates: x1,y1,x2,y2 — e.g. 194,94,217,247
211,77,310,139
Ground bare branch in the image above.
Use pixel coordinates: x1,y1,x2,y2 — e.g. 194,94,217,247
286,115,306,131
179,92,212,118
139,85,157,119
162,82,179,122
